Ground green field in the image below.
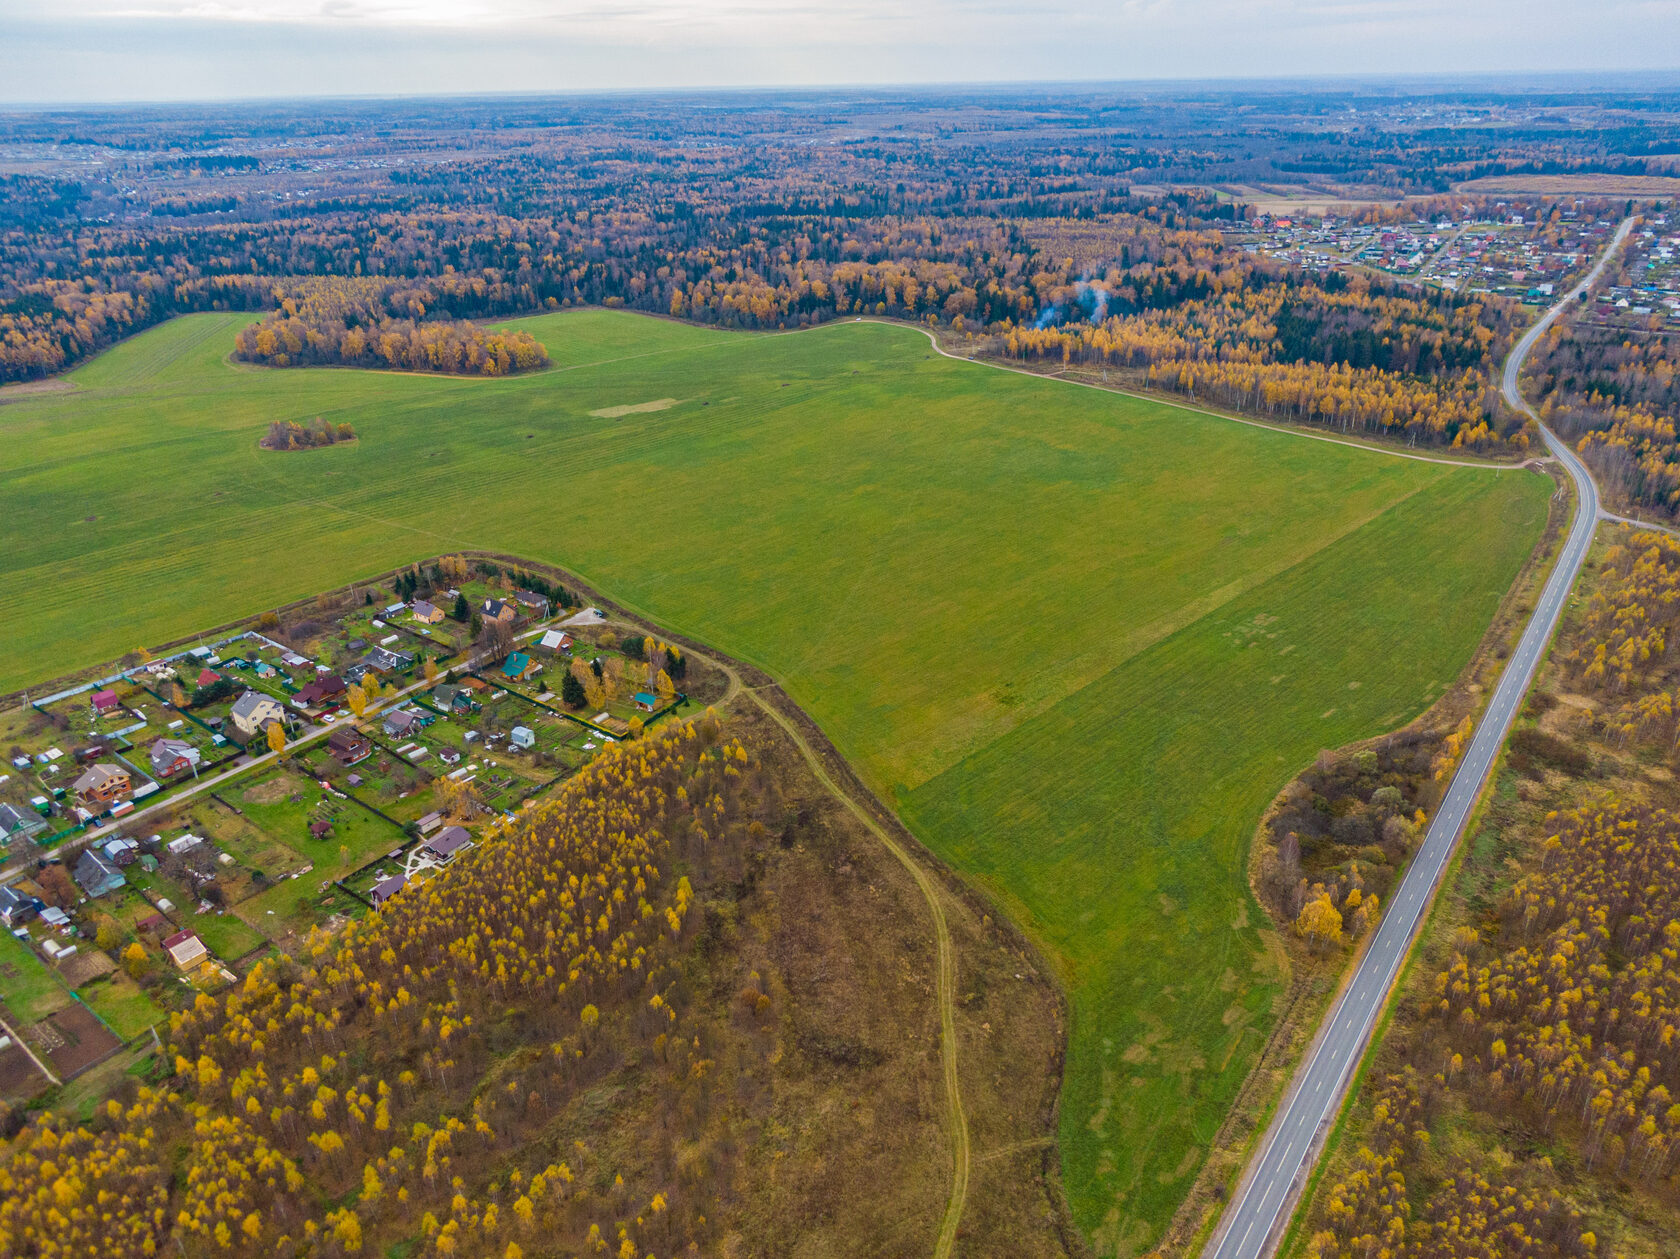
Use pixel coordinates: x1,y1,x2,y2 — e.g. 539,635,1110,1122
0,310,1550,1249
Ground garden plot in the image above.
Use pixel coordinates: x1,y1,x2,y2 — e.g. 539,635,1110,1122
291,738,440,825
233,767,409,870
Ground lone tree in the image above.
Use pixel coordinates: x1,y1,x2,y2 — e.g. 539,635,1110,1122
267,721,287,756
561,671,587,709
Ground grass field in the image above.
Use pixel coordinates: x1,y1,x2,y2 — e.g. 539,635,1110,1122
0,931,71,1026
0,309,1551,1250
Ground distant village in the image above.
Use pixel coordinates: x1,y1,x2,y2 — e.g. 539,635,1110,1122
0,561,690,1098
1232,203,1637,309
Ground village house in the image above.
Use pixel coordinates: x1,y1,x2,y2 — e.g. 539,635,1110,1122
510,726,535,750
501,651,539,683
421,826,472,864
291,674,347,711
327,728,372,767
149,736,201,779
382,709,421,738
359,645,415,676
74,848,126,899
91,688,120,715
411,600,445,624
512,590,550,618
162,929,209,970
73,763,132,809
0,803,48,845
634,691,660,713
0,886,43,928
431,683,476,714
481,598,517,625
102,837,141,867
537,629,573,654
230,690,287,740
371,874,407,907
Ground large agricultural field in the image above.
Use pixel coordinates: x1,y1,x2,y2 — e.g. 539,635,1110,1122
0,308,1551,1248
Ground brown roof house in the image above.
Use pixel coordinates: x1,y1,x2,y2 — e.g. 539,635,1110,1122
512,590,550,618
73,763,132,809
327,728,372,767
291,675,347,712
421,826,472,864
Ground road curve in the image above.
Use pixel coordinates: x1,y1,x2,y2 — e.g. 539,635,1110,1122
1202,216,1633,1259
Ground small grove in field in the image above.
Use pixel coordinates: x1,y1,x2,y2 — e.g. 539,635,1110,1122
1299,530,1680,1259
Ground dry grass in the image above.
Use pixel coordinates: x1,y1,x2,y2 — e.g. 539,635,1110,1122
1454,174,1680,196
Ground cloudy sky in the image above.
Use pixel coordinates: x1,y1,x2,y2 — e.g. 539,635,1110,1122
0,0,1675,104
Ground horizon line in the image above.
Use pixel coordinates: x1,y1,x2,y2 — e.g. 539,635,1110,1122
7,66,1680,114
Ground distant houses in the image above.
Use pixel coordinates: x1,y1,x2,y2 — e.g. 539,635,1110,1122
162,929,209,970
358,646,414,677
0,886,43,928
537,629,572,654
431,683,475,714
512,590,550,618
382,709,422,738
101,837,141,868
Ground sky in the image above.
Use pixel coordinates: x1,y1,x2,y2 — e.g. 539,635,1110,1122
0,0,1676,104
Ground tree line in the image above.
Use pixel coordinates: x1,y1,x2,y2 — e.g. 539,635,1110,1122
232,278,548,376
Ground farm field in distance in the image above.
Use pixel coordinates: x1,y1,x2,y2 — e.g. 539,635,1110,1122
0,308,1551,1247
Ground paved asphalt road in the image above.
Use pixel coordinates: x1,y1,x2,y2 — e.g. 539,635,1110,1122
1203,216,1634,1259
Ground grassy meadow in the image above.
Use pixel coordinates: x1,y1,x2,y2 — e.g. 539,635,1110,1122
0,309,1551,1250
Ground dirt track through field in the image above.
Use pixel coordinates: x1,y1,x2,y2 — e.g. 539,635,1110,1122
665,636,972,1258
